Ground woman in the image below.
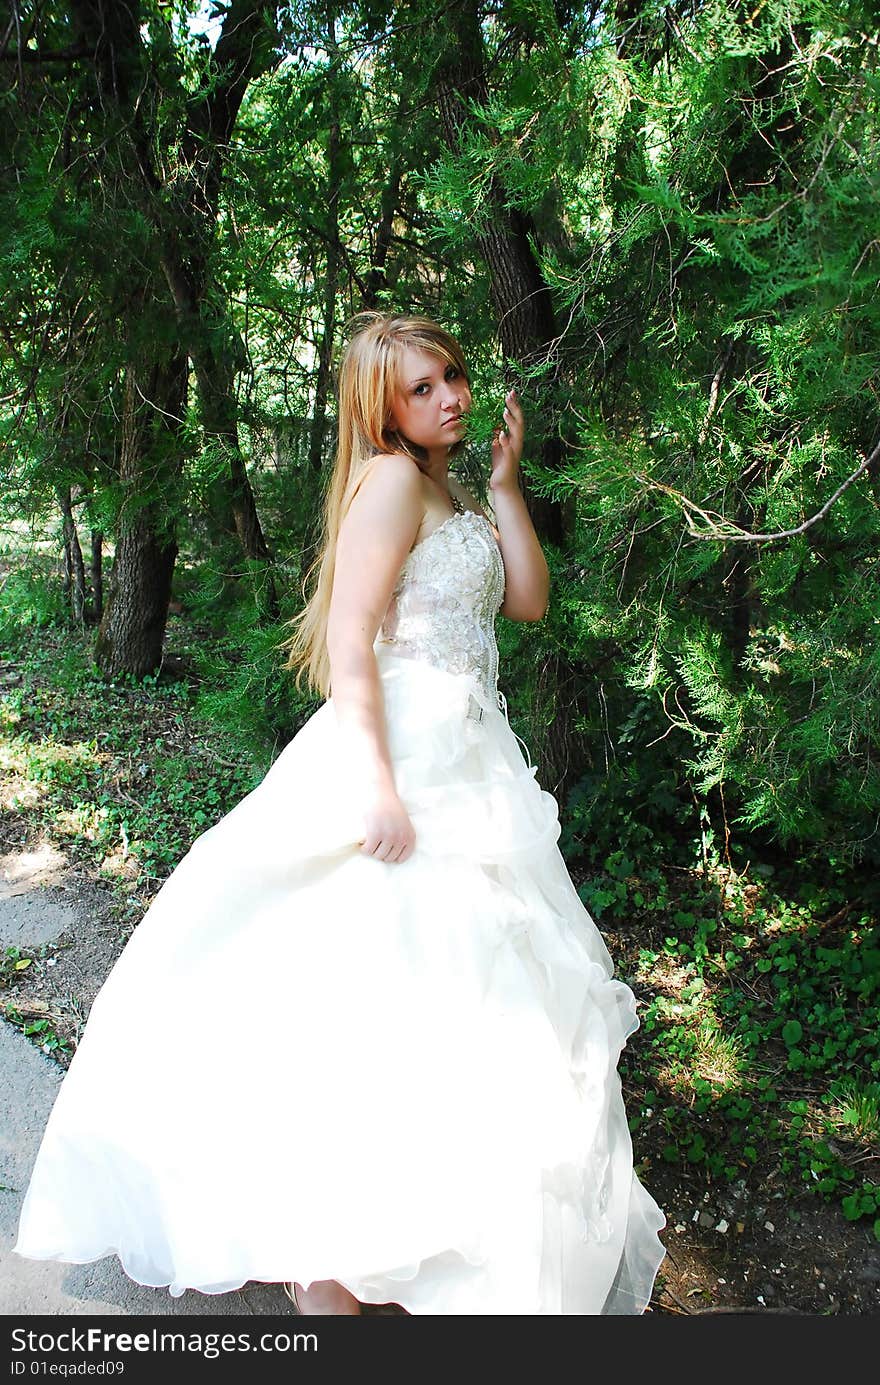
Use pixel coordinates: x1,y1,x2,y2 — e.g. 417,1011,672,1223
14,311,665,1315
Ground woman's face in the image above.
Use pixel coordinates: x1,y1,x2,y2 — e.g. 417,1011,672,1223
386,346,471,457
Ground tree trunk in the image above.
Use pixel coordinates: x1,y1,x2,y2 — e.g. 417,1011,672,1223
161,243,277,619
361,92,406,311
157,1,279,607
361,161,402,310
433,2,565,549
90,530,103,623
70,0,278,606
433,2,578,799
57,486,87,624
197,325,277,577
95,347,187,678
307,250,339,473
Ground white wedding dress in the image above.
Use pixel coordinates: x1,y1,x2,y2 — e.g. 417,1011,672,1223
14,506,666,1314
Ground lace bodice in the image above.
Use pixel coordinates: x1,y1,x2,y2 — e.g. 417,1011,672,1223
374,508,506,704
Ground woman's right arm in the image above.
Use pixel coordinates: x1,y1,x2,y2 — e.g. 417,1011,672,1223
326,455,424,863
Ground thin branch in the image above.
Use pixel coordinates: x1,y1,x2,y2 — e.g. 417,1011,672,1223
697,339,736,446
631,437,880,543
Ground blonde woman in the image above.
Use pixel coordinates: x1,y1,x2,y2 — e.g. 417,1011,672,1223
14,312,665,1316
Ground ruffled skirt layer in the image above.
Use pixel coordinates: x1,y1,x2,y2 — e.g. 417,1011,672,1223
14,649,665,1313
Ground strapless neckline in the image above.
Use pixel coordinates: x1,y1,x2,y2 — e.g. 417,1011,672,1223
405,507,494,565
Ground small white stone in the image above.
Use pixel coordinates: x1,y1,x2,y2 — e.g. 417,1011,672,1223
674,1223,687,1234
757,1295,765,1305
716,1219,729,1233
764,1221,775,1232
692,1209,700,1222
717,1278,726,1285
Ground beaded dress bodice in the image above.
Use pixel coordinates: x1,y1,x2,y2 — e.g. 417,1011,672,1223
374,503,506,706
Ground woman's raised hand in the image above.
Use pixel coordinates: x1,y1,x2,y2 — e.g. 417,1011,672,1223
358,787,416,864
490,388,524,493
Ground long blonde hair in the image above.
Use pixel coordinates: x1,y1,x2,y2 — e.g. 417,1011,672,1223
282,311,470,698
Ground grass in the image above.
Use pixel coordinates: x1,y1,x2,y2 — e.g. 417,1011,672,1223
1,667,253,891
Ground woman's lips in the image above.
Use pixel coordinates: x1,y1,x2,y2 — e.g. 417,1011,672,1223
443,415,464,426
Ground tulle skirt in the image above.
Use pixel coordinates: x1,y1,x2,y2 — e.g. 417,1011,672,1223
13,647,666,1314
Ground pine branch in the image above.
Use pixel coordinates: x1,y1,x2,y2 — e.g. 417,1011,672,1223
630,438,880,544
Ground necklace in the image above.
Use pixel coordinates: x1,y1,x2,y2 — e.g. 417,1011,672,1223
426,471,464,515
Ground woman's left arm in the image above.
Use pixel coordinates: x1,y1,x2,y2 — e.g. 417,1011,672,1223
489,390,550,622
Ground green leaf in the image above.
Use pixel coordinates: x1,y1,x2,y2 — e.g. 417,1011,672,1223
841,1194,862,1221
782,1019,803,1047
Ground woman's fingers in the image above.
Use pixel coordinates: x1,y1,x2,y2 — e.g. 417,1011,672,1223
494,391,523,458
358,781,415,862
359,834,413,863
365,836,407,858
503,391,524,437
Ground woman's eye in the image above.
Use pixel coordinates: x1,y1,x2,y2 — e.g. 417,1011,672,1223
413,367,460,395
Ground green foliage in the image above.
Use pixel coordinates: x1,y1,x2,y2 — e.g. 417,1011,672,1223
448,0,880,872
0,603,262,891
623,868,879,1231
2,948,73,1058
4,0,879,870
0,562,69,634
7,1012,73,1060
178,560,318,763
0,947,35,983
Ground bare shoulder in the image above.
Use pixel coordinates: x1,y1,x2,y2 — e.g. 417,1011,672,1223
345,452,424,522
449,475,502,544
353,451,424,499
329,455,426,650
